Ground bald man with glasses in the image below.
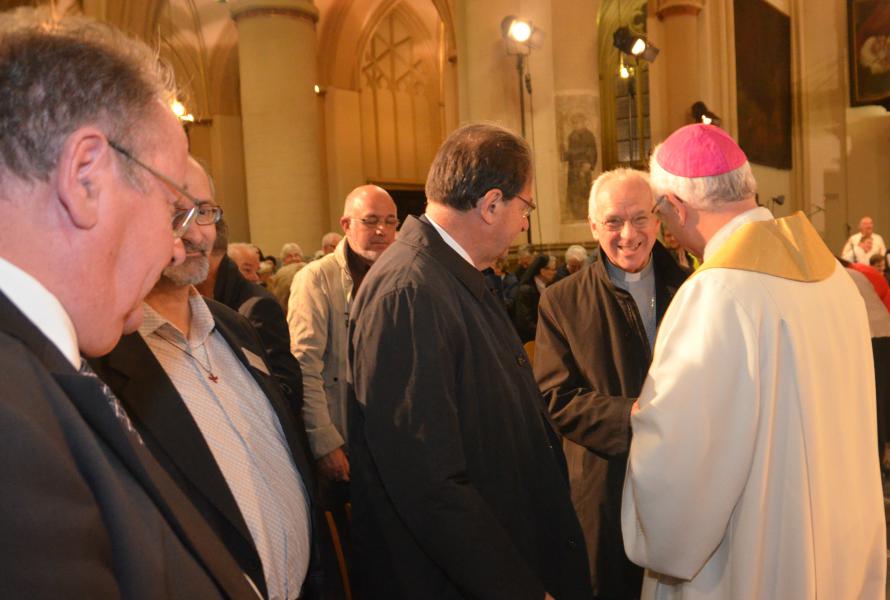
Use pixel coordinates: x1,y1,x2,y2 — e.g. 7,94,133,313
288,185,397,486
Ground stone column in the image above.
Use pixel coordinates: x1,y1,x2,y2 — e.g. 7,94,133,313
651,0,706,136
230,0,326,256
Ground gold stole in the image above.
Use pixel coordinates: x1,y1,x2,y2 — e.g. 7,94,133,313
695,211,835,282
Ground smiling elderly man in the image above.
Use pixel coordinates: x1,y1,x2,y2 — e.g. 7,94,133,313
534,168,688,599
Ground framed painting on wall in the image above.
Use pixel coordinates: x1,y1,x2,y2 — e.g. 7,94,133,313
849,0,890,108
734,0,792,170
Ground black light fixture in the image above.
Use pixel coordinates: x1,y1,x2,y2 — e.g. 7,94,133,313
613,26,659,62
691,101,721,125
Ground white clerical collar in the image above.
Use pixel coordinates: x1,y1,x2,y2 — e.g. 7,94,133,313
605,254,654,283
704,206,773,262
425,213,476,267
0,256,80,369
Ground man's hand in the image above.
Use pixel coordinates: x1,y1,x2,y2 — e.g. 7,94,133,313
317,447,350,482
544,594,555,600
631,400,641,416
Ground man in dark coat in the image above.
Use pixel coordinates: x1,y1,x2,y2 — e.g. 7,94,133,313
348,123,592,599
534,168,688,600
0,10,255,598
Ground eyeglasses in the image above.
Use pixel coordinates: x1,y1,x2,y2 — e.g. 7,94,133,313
514,193,537,218
652,195,668,215
599,214,656,232
353,216,400,229
107,140,199,238
195,202,223,226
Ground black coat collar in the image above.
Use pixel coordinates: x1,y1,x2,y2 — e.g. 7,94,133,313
401,215,488,301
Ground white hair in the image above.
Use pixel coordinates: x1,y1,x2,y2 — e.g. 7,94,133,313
564,244,588,263
649,144,758,210
280,242,303,260
588,168,651,218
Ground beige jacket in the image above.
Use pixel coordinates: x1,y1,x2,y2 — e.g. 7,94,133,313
287,239,353,458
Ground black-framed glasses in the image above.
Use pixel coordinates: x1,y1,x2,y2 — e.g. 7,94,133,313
195,202,223,226
107,140,199,238
353,216,400,229
652,195,668,215
515,193,537,218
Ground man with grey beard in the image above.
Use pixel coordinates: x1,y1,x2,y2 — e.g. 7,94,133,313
90,157,322,599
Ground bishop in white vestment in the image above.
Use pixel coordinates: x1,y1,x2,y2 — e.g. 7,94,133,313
621,124,886,600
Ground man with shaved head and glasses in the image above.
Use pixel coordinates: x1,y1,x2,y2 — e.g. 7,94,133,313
347,123,592,599
287,184,398,585
91,157,320,600
533,168,688,599
0,8,256,598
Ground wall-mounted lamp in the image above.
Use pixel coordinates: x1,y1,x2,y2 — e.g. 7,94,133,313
613,26,658,62
691,101,720,125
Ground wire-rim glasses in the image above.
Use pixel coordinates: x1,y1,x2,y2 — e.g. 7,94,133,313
107,140,199,238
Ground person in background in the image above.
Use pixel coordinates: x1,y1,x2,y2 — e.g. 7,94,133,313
513,254,557,342
281,242,304,267
554,244,589,282
513,243,537,281
228,242,262,283
842,215,886,265
321,232,343,256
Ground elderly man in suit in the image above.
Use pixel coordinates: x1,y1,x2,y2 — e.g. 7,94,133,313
0,9,255,598
348,123,592,599
534,168,688,599
91,157,320,600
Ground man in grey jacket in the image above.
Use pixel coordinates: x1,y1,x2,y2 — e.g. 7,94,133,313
287,185,397,485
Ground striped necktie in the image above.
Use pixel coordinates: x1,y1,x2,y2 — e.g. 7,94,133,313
79,358,143,446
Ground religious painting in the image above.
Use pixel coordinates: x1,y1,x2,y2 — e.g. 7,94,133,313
849,0,890,107
556,92,600,223
733,0,792,169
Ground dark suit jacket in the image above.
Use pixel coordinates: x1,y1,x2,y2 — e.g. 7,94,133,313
348,216,592,599
90,298,320,599
213,254,304,414
534,243,688,598
0,291,257,599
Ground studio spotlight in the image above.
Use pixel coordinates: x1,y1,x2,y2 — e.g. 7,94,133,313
691,101,721,125
501,16,532,43
500,15,544,52
613,26,659,62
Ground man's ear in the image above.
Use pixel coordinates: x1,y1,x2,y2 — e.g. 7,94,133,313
665,193,688,227
478,188,502,225
56,127,111,230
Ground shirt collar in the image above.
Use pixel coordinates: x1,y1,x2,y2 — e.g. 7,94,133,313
0,256,80,369
704,206,773,262
139,287,216,346
424,213,476,267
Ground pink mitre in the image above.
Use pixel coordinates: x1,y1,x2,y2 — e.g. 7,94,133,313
654,123,748,177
